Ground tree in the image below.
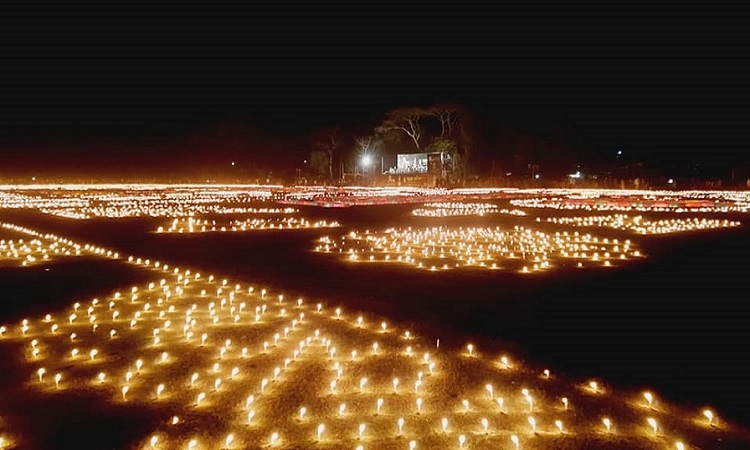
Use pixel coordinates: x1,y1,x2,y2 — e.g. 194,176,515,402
371,105,479,185
355,135,379,155
351,135,381,173
428,104,459,138
426,137,458,185
454,113,476,184
310,127,339,181
423,106,475,185
309,151,330,179
376,107,426,150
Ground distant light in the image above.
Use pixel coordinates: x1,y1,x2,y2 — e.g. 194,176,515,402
534,174,540,179
231,162,235,166
569,171,582,179
361,155,372,167
668,179,674,184
617,150,622,155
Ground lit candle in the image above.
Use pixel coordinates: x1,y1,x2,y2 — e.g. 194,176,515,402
317,424,325,441
643,391,654,409
703,409,715,426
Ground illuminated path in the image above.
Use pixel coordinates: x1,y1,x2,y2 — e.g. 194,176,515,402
411,202,527,218
539,215,740,235
1,222,119,267
157,217,339,234
0,223,747,449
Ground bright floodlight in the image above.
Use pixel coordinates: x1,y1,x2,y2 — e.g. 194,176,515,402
361,155,373,167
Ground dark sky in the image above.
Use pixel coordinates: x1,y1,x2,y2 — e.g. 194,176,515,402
1,3,748,178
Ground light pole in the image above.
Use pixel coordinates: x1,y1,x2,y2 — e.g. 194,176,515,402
361,155,372,185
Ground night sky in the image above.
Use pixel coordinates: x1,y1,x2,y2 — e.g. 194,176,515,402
1,3,748,179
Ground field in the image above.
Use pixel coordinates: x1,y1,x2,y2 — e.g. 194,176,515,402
1,186,749,449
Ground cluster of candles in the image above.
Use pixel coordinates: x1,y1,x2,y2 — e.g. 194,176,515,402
511,196,750,213
0,186,281,219
278,186,750,209
157,217,339,233
315,227,642,272
412,203,526,218
277,187,451,207
1,222,119,266
0,221,734,449
0,432,11,449
540,215,741,235
3,185,750,215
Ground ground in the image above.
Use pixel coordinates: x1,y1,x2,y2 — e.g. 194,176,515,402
0,187,749,449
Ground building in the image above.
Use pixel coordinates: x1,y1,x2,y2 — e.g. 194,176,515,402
386,152,445,187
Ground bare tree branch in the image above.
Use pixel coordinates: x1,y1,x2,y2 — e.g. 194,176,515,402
429,104,459,138
356,136,376,154
377,107,425,150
